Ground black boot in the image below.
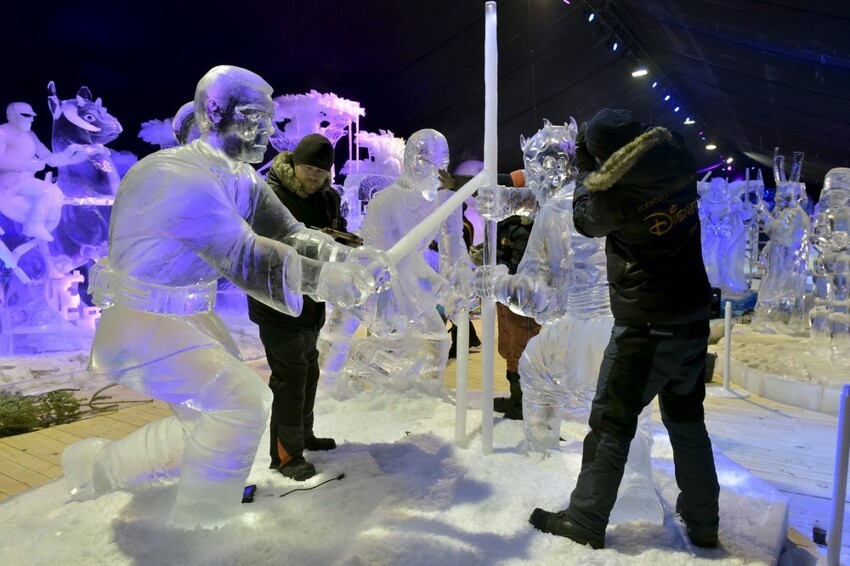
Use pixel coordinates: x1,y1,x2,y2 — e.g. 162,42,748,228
305,434,337,451
494,371,523,420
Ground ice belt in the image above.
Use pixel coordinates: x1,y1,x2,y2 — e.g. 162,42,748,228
88,259,217,315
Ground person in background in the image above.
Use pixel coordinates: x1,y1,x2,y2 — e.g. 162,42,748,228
529,108,719,550
248,133,348,481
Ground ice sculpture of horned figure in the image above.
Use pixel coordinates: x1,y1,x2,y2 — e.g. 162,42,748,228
60,65,389,529
319,129,473,396
474,118,663,525
753,150,810,328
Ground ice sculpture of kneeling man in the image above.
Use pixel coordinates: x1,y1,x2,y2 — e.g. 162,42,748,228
474,118,664,531
61,65,388,528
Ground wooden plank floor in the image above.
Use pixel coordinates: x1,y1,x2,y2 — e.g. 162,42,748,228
0,319,840,561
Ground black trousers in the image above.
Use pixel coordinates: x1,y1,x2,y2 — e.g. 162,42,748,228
566,318,720,535
258,325,320,464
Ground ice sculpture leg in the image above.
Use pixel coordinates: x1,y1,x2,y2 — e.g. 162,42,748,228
608,406,663,525
64,342,271,528
318,306,361,394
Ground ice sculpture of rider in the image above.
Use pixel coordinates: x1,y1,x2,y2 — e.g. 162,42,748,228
473,118,663,527
319,129,473,396
60,65,389,529
0,102,75,242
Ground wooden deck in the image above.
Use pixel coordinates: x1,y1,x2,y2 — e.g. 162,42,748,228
0,324,841,561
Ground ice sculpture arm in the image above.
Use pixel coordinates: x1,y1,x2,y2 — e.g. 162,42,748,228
283,227,352,263
476,185,539,221
474,264,552,320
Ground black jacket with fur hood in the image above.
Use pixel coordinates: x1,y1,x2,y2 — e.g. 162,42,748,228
573,126,711,325
247,151,346,330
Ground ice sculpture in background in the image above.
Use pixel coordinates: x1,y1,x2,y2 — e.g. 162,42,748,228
61,65,387,529
753,149,810,328
320,129,472,396
339,129,406,231
138,102,203,150
271,90,364,155
810,167,850,362
474,119,663,525
697,177,749,297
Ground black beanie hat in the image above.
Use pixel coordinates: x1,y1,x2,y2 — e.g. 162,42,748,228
293,133,335,172
584,108,643,161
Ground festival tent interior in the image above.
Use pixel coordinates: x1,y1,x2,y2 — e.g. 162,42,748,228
0,1,849,565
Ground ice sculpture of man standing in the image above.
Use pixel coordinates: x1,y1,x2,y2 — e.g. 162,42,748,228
61,65,386,528
474,119,662,528
0,102,69,242
528,109,718,550
320,129,472,394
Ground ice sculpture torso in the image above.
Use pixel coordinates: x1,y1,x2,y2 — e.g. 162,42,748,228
697,178,749,296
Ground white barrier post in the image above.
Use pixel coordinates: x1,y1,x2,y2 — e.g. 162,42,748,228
707,300,750,398
828,384,850,565
454,308,470,445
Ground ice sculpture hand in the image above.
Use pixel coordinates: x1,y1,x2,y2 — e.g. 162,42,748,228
315,261,378,309
444,291,476,323
473,264,510,301
347,245,394,292
475,184,509,221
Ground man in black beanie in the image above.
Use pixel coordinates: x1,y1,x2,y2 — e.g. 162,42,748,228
248,133,347,481
529,109,720,549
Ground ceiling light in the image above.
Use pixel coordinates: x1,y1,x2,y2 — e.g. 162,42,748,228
684,117,695,125
726,157,734,163
706,144,717,150
663,94,671,101
673,106,680,112
651,81,658,88
631,68,648,77
607,37,619,52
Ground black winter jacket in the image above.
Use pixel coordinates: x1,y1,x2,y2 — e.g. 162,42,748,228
247,151,346,330
572,127,711,325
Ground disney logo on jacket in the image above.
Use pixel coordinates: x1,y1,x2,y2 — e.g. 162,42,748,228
644,199,699,236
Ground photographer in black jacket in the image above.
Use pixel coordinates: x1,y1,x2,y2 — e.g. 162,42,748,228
530,109,719,550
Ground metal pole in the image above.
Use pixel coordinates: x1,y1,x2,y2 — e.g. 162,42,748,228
828,384,850,565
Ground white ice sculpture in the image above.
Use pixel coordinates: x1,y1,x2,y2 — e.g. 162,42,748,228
697,177,750,297
319,129,473,396
474,119,663,525
270,89,364,156
60,65,384,529
339,129,406,232
753,150,811,329
810,168,850,362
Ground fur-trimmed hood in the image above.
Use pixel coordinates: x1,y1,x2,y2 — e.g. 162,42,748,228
584,127,673,193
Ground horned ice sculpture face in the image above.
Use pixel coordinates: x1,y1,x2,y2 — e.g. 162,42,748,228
521,118,578,205
404,129,450,202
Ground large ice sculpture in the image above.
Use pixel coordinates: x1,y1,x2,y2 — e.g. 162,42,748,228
753,149,810,328
319,129,472,396
810,167,850,362
61,65,385,529
474,119,662,525
697,177,750,297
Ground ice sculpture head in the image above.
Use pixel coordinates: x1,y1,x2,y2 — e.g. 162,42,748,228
6,102,36,132
46,83,123,146
172,101,200,146
520,118,578,204
403,129,449,201
194,65,275,163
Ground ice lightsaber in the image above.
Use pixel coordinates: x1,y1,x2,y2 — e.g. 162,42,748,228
384,170,488,266
479,0,498,455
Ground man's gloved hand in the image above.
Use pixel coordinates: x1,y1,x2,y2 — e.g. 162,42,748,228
347,245,394,292
575,122,596,173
